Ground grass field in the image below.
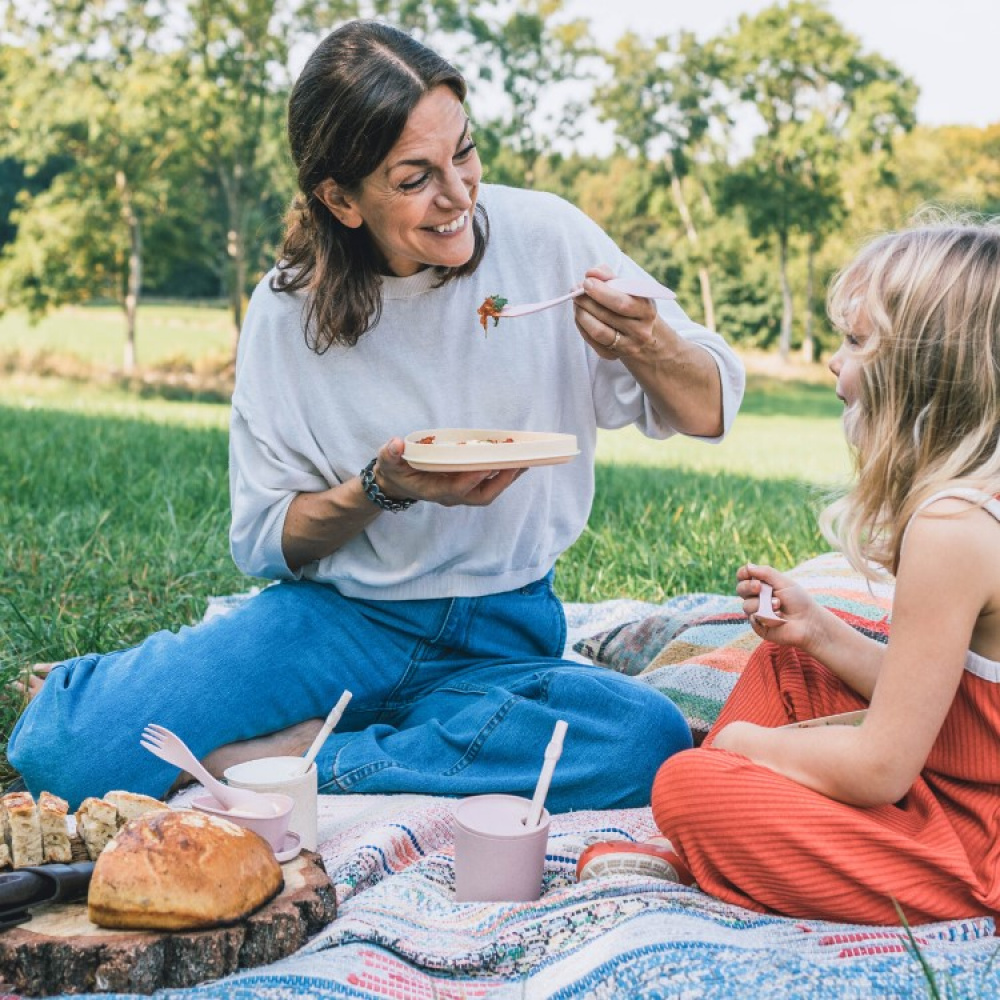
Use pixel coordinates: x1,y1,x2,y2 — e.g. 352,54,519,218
0,302,234,371
0,308,851,789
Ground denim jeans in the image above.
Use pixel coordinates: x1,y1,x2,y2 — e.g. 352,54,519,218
9,573,691,811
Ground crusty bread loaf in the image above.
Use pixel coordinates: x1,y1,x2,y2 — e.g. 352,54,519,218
103,790,170,827
3,791,43,868
88,809,283,930
38,791,72,863
75,796,118,861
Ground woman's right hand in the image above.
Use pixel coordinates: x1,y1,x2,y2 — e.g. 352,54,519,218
372,438,526,508
736,563,821,650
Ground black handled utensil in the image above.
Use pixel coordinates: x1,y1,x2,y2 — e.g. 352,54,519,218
0,861,95,930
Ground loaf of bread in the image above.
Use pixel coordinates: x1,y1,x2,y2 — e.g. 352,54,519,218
75,796,119,861
88,810,283,930
103,790,170,827
38,791,72,863
3,791,43,868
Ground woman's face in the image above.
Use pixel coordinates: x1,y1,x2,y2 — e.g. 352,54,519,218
319,85,481,277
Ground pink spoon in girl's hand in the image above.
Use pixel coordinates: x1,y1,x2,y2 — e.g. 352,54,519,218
754,583,786,627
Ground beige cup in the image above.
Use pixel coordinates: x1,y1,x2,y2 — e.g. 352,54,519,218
224,756,318,851
453,793,551,902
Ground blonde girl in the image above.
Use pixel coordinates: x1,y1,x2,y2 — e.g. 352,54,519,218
579,219,1000,925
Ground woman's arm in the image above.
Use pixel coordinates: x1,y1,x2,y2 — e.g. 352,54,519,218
716,503,995,806
572,267,725,438
280,439,525,572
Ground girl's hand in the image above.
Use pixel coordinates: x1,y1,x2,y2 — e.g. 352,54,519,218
736,563,820,650
372,438,525,508
572,264,664,360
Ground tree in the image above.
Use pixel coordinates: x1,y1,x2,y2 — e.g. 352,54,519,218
0,1,191,371
717,0,915,359
595,30,727,329
466,0,595,188
180,0,356,358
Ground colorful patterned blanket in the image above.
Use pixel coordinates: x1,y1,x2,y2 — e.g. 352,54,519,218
61,554,999,998
79,793,999,999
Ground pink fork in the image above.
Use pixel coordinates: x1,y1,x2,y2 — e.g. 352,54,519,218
140,723,270,815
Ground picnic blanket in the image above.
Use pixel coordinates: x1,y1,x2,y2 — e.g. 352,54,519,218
47,553,1000,998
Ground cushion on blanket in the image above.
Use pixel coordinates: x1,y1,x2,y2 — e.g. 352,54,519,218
574,552,893,742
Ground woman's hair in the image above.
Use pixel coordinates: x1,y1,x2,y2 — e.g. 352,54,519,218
821,215,1000,576
272,20,489,352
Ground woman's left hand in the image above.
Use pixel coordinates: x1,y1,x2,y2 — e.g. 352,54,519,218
572,265,665,361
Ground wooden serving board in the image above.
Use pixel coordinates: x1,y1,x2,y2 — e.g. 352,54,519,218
0,850,336,997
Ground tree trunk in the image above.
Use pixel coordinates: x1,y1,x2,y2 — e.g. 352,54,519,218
668,170,715,330
0,851,335,997
802,235,816,363
116,170,142,373
220,165,246,362
778,230,793,361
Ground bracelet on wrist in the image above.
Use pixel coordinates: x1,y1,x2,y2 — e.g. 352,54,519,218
360,457,417,513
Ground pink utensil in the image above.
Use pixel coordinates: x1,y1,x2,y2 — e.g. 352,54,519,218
524,719,568,828
499,276,676,319
299,690,353,775
139,723,275,816
754,583,786,627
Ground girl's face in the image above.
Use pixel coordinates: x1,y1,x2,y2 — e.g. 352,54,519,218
828,331,867,443
317,85,481,277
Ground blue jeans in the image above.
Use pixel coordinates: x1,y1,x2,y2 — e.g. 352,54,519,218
9,574,691,811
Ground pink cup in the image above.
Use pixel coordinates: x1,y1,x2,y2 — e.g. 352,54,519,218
453,794,551,902
190,791,293,851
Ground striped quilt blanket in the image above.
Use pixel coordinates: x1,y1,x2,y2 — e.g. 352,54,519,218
81,792,999,999
65,552,1000,999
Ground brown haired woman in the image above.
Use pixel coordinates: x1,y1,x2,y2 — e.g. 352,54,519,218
10,20,745,812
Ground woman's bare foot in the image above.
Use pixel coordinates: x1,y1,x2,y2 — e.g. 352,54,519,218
166,718,325,794
11,663,58,702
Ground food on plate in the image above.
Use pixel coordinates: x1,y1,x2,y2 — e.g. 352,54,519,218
477,294,508,332
457,437,515,445
104,789,171,828
76,796,119,861
88,809,283,930
38,790,72,863
416,435,436,444
2,791,43,868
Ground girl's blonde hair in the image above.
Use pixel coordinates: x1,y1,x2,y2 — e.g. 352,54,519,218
821,215,1000,576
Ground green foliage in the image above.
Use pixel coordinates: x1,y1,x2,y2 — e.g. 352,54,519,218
0,0,994,369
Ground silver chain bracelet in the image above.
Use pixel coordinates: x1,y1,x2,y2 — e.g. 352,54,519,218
360,458,417,512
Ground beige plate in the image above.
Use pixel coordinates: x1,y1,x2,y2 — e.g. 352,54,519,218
403,428,579,472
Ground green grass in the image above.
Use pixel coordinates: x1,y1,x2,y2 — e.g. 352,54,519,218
0,366,849,788
0,302,233,370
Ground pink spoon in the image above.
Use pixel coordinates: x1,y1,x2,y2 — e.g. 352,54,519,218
754,583,786,627
499,276,675,319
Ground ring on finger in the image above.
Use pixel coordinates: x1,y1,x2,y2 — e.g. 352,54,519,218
609,329,621,351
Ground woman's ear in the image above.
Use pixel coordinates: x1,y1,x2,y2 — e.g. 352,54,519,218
315,179,363,228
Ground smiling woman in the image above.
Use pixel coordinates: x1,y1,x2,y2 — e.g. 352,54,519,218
8,20,746,815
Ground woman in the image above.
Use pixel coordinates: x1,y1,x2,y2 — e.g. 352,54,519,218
10,20,744,811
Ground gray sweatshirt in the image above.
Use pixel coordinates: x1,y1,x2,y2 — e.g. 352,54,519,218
229,184,745,600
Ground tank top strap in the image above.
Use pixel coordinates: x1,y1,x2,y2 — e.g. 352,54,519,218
901,488,1000,553
913,487,1000,522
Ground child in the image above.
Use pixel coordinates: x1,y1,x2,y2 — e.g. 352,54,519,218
578,219,1000,926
